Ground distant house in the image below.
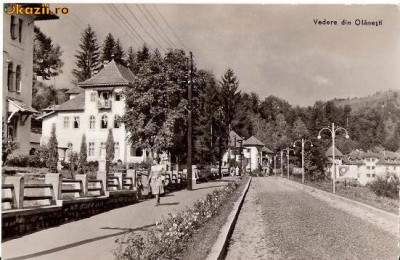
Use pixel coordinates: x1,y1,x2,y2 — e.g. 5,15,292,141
40,60,148,164
3,5,58,155
328,149,400,185
222,131,273,173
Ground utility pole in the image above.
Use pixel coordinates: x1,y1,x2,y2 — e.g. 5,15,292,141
187,52,193,190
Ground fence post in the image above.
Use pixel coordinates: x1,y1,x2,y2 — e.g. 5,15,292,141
4,176,24,209
45,173,62,200
114,172,124,190
126,169,136,190
75,174,88,196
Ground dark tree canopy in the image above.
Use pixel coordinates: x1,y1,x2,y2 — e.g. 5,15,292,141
33,26,64,80
72,24,101,82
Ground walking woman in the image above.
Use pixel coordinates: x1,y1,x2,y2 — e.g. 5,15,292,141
148,165,163,206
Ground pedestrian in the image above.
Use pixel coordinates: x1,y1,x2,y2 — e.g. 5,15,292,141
148,164,163,206
235,166,239,176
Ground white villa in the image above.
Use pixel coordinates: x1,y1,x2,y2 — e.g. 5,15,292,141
223,131,274,172
40,60,148,164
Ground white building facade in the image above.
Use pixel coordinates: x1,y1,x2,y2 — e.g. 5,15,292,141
41,60,146,164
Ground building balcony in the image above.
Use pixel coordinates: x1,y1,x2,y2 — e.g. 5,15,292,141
97,100,112,109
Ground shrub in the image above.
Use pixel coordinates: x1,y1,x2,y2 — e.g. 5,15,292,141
2,138,19,166
368,175,400,199
6,155,30,167
114,180,240,260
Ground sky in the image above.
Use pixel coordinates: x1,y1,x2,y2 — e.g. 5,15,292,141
36,4,400,106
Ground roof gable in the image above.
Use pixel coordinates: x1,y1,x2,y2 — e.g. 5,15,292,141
243,136,264,146
55,93,85,111
78,60,135,87
325,147,344,157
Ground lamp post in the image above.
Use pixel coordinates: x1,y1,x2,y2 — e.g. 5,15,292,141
238,139,244,176
283,148,295,179
317,122,350,194
280,150,284,176
293,138,313,184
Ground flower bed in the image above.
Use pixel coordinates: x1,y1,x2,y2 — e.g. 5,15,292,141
114,180,240,260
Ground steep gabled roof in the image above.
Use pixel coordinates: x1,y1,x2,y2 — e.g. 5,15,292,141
78,60,135,87
325,147,344,157
243,136,265,146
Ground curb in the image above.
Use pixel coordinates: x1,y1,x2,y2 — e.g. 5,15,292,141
206,176,252,260
277,177,398,219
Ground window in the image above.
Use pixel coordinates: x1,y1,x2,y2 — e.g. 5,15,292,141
130,145,143,157
73,116,80,129
88,142,95,156
10,16,17,40
101,115,108,129
18,19,23,43
114,115,120,128
366,166,370,170
366,174,370,178
7,62,13,91
115,92,121,101
89,115,96,129
63,116,70,128
115,142,120,159
15,65,21,92
90,92,97,102
99,142,106,157
372,166,375,170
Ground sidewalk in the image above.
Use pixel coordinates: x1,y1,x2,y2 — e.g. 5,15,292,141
3,180,230,260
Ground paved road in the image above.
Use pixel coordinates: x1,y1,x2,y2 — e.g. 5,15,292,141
2,180,230,260
226,177,398,260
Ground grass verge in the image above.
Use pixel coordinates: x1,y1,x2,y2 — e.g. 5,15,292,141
290,175,398,215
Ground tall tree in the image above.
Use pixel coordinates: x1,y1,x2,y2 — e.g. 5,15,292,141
106,129,115,172
77,134,87,174
113,38,126,65
47,124,59,172
126,46,136,72
33,26,64,80
101,33,116,62
72,24,101,82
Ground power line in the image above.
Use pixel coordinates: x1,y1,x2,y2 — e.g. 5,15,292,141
137,4,176,49
153,5,187,50
104,5,143,48
123,4,166,52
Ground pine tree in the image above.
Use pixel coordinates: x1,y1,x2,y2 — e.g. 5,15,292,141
77,134,87,174
47,124,59,172
101,33,116,62
113,38,126,65
127,46,136,72
106,129,115,172
72,25,101,82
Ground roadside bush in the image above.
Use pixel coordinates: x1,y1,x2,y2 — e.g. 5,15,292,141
5,155,30,167
114,180,240,260
368,175,400,199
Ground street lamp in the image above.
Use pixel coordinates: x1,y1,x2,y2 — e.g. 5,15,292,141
283,148,295,179
317,123,349,193
293,138,313,184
